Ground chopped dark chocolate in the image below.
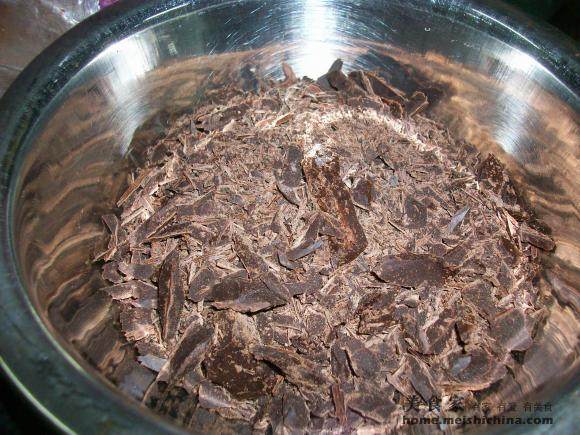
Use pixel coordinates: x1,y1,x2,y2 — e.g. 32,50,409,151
251,344,331,389
462,280,497,319
157,249,185,343
347,387,396,423
351,177,373,210
519,224,555,251
198,381,257,421
159,322,214,382
403,196,427,229
302,155,367,265
338,334,381,379
205,277,286,313
205,311,278,400
188,266,217,301
95,59,554,432
280,387,311,433
374,253,450,287
490,308,533,352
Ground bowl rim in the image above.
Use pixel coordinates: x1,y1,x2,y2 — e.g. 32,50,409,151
0,0,577,432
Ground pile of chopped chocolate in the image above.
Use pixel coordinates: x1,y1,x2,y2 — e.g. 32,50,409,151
96,60,555,432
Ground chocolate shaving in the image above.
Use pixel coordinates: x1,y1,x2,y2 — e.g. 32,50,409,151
447,205,470,233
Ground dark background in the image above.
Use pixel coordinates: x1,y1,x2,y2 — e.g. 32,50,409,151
0,0,578,433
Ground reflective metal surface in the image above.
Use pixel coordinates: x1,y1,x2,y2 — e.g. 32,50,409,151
0,0,578,433
0,0,99,96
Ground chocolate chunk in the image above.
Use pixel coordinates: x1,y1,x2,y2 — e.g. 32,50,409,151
491,308,533,352
138,354,167,372
403,196,427,229
157,249,185,342
356,291,397,334
347,388,396,423
316,58,344,89
198,381,257,421
443,243,469,268
375,254,450,287
447,349,507,390
331,342,353,381
234,236,292,303
302,155,367,265
118,262,156,280
339,335,381,379
519,224,555,251
188,267,217,301
131,203,177,245
280,387,311,433
251,344,331,389
120,306,156,341
116,170,151,207
206,277,286,313
198,103,250,131
498,237,521,267
149,221,197,240
351,177,373,210
205,311,277,400
278,251,299,270
102,261,123,283
462,280,497,319
286,214,323,261
364,71,405,101
102,280,157,308
160,323,214,381
275,145,304,206
101,214,127,259
478,154,505,193
407,355,438,402
348,70,375,95
285,275,323,296
416,306,456,354
331,383,347,426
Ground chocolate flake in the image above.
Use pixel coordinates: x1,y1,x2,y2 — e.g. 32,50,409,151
206,277,286,313
519,224,555,251
491,308,533,352
375,253,450,287
302,156,367,265
251,345,331,389
447,205,470,233
157,249,185,342
160,323,214,381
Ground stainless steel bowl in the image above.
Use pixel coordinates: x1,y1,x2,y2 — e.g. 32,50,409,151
0,0,578,433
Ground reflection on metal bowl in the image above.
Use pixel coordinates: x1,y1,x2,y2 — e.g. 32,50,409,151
0,0,577,433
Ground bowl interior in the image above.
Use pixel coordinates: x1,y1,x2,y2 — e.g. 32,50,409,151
3,0,579,431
